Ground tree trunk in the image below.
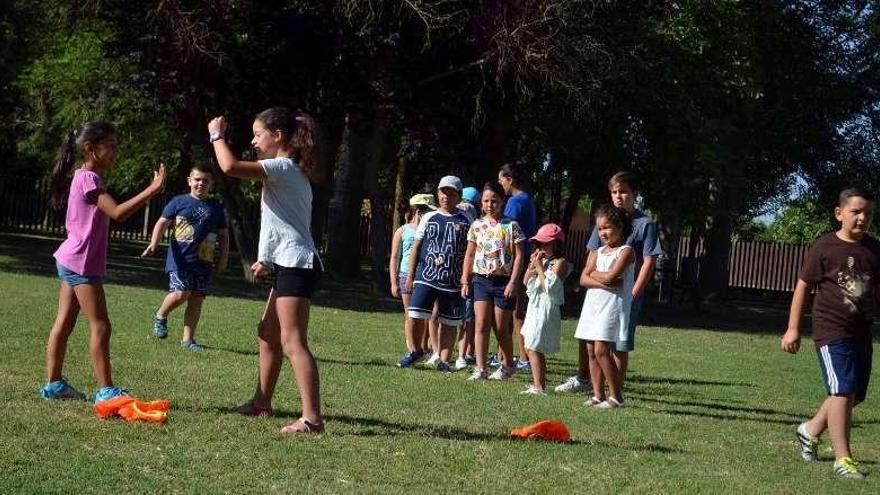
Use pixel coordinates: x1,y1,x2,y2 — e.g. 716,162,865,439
392,152,407,233
363,113,391,294
699,178,734,301
325,112,368,278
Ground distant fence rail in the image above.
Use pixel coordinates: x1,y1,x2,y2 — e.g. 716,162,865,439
0,174,168,242
2,175,808,291
565,231,809,293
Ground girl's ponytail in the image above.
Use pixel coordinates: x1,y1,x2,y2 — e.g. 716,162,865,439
255,107,325,184
48,122,117,211
48,128,80,211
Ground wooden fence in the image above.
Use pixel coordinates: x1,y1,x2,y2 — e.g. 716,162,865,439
0,174,169,241
2,174,809,291
564,231,809,293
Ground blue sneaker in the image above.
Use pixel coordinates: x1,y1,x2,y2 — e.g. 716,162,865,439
397,350,424,368
516,359,531,372
487,354,500,368
153,313,168,339
436,362,453,374
92,386,128,403
180,340,204,351
39,379,86,401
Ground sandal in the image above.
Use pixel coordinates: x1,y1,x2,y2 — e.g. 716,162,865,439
232,400,273,417
584,396,605,407
280,417,325,434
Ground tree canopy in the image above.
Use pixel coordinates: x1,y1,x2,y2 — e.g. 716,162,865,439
2,0,878,296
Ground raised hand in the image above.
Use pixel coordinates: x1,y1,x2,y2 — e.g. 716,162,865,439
208,116,228,135
150,163,166,194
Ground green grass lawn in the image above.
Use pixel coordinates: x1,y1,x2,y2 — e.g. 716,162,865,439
0,231,878,493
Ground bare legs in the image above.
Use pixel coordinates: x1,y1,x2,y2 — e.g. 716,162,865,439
45,282,113,388
587,340,621,402
474,301,515,371
804,394,857,460
249,289,322,423
527,349,546,390
157,290,205,342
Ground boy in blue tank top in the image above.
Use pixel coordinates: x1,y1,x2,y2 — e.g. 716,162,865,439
142,165,229,350
405,176,472,373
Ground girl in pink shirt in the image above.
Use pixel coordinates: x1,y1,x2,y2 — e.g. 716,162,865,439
41,122,165,404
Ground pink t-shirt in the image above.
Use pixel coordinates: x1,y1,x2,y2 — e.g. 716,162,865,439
53,169,109,277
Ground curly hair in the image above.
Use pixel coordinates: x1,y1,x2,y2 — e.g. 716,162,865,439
594,204,633,240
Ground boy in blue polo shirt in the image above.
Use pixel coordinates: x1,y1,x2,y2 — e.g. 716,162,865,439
142,165,229,350
556,171,662,394
405,176,472,373
782,188,880,480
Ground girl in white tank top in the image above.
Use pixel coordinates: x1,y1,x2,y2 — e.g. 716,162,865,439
574,206,634,409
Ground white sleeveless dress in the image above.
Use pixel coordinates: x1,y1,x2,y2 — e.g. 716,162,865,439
574,245,634,343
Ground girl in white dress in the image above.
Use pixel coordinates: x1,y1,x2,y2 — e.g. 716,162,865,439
520,224,570,394
574,205,634,409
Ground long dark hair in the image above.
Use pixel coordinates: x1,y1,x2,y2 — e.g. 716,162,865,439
48,122,117,210
499,163,528,188
255,107,323,183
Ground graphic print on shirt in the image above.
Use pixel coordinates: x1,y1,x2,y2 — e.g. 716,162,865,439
419,216,468,289
838,256,872,313
173,204,217,263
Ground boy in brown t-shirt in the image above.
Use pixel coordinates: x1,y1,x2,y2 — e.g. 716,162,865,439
782,188,880,480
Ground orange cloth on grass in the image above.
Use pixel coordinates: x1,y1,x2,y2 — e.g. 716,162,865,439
94,396,170,423
510,419,570,443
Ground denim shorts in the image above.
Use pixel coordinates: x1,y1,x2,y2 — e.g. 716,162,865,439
399,275,412,295
169,269,213,295
472,274,515,310
56,262,102,287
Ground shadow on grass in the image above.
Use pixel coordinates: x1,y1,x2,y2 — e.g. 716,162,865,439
0,231,400,314
629,394,815,426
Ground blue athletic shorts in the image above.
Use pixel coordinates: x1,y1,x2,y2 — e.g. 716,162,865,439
169,270,212,295
616,294,644,352
817,338,872,402
473,274,515,310
408,283,463,326
56,262,102,287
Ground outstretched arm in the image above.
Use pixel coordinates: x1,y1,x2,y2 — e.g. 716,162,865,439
97,164,165,223
141,217,171,257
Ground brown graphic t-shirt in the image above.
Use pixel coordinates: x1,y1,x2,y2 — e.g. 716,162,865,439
799,233,880,347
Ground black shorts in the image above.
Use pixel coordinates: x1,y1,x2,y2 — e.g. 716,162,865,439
273,264,321,298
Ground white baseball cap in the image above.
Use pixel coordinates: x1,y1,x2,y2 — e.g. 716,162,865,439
438,175,462,191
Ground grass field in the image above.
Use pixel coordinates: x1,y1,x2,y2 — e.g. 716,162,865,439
1,231,878,493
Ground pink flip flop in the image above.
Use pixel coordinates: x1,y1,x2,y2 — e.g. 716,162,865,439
280,417,325,434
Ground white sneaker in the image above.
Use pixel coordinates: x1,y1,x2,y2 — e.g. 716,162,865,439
425,353,440,367
467,369,487,381
519,385,547,396
454,356,469,371
488,367,515,380
554,375,589,393
596,397,624,409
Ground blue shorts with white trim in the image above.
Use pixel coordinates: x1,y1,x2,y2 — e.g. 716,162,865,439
817,338,872,402
408,283,463,326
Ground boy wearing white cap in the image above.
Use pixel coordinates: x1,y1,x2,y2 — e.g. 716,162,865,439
406,176,472,373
